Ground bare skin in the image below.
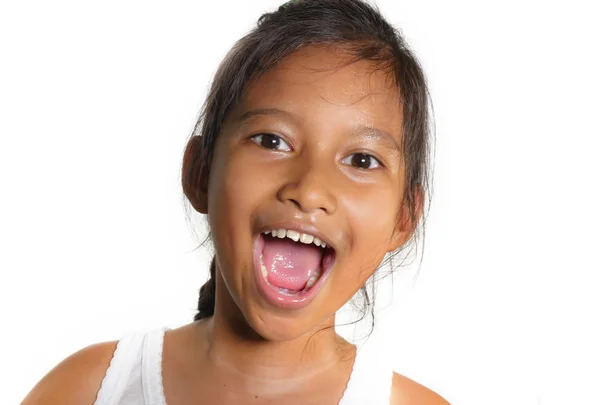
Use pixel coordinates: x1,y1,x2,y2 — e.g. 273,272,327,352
22,46,450,405
22,322,449,405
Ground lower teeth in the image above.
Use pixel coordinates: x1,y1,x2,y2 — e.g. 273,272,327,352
279,288,294,296
305,271,321,288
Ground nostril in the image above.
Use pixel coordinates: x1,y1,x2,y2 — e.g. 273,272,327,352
287,197,329,214
288,198,302,211
278,180,336,215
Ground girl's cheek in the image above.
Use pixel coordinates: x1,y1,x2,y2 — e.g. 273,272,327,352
346,186,400,229
223,155,269,204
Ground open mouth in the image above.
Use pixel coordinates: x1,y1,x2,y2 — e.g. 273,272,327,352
253,228,336,307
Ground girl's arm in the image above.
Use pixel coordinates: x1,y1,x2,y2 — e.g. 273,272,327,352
390,372,451,405
21,341,117,405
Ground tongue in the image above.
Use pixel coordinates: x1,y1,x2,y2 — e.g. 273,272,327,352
262,236,322,291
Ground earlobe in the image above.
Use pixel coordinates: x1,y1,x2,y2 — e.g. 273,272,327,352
182,136,209,214
387,186,424,253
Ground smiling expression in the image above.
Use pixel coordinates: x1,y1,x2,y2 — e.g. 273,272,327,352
201,45,412,340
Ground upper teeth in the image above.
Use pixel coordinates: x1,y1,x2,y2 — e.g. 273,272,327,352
263,229,327,248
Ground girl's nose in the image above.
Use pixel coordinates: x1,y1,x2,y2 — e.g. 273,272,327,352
276,162,337,215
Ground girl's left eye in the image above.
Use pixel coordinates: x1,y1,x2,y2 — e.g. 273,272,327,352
250,133,292,152
342,153,383,170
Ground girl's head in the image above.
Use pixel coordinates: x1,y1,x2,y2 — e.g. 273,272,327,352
182,0,431,340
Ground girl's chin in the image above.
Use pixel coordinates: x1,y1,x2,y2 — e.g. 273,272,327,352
242,306,328,342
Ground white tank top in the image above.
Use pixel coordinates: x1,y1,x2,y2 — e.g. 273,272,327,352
93,327,393,405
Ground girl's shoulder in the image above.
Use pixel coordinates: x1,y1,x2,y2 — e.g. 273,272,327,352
390,372,451,405
21,340,118,405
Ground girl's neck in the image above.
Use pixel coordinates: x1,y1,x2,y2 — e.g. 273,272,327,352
194,291,354,380
210,317,350,369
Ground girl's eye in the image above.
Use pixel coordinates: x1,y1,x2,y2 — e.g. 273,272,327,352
250,133,292,152
342,153,383,170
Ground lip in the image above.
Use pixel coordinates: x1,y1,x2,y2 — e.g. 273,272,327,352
257,221,337,252
252,233,335,310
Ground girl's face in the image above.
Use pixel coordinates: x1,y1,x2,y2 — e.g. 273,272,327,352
206,45,411,340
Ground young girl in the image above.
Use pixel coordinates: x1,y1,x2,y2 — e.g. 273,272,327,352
23,0,449,404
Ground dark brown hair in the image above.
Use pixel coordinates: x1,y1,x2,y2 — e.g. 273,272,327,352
182,0,433,324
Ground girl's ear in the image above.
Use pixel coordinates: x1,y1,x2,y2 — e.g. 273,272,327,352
387,185,424,253
182,136,209,214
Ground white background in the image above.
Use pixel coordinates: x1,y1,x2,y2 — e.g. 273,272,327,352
1,0,599,404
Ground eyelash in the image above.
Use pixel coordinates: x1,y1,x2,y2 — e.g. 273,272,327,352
249,133,384,170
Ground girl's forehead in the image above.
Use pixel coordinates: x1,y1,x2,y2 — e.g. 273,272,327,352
238,46,403,135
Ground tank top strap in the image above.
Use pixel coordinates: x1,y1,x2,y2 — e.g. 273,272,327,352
94,327,169,405
142,327,169,405
338,342,394,405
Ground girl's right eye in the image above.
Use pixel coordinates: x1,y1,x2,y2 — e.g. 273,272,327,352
249,133,292,152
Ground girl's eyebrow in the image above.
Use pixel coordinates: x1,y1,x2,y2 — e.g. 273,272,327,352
350,126,401,153
237,108,296,123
